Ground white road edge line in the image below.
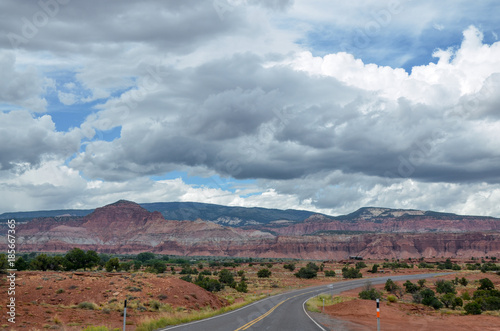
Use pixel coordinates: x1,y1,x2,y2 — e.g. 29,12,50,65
302,295,327,331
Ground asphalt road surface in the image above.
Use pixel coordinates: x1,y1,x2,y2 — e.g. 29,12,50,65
159,272,451,331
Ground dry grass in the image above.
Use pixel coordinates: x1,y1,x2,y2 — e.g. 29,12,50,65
136,293,267,331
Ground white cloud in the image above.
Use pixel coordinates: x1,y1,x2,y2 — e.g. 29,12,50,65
0,110,81,172
57,91,77,105
0,51,47,111
2,1,500,219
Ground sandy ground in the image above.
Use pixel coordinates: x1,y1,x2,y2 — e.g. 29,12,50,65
0,271,225,330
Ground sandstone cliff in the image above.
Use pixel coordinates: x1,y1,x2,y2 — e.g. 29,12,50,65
8,201,500,259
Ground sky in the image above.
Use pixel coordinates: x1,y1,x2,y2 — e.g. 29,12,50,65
1,0,500,217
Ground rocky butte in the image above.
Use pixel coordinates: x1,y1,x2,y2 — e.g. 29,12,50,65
2,200,500,259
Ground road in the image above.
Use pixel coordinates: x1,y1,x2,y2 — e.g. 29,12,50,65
159,272,451,331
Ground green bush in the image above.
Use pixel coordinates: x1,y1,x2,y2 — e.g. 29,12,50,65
195,276,223,292
324,270,336,277
453,297,463,308
219,269,235,284
358,288,381,300
464,302,482,315
440,293,456,308
235,280,248,293
387,295,397,303
403,281,419,294
478,278,495,291
342,267,362,279
283,263,295,271
295,267,317,279
78,302,97,310
257,268,272,278
435,280,456,294
384,279,399,293
429,298,444,310
355,261,367,269
180,275,192,282
105,258,120,272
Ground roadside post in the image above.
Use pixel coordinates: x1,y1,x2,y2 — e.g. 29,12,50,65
123,299,127,330
376,298,380,331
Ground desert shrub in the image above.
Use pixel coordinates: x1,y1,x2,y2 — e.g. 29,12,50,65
440,293,456,308
105,258,120,272
283,263,295,271
458,277,468,286
412,292,423,304
120,262,132,271
453,297,463,308
306,262,319,271
387,295,397,303
324,270,336,277
180,266,198,275
257,268,272,278
478,278,495,291
149,300,161,311
382,261,411,270
355,261,367,269
195,276,223,292
295,267,317,279
464,302,482,315
237,270,245,277
384,279,399,293
403,281,419,294
480,262,500,273
219,269,235,284
359,288,381,300
420,288,437,307
180,275,192,282
199,270,212,276
435,280,456,294
235,280,248,293
358,282,381,300
136,252,156,262
342,267,362,279
368,264,379,273
418,262,435,269
126,286,142,292
429,298,444,309
78,302,97,310
56,288,65,294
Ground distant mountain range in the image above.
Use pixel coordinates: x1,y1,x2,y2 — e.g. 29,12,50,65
0,200,485,227
1,200,500,259
0,201,322,226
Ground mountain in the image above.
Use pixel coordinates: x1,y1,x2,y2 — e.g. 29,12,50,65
0,201,320,227
2,201,500,259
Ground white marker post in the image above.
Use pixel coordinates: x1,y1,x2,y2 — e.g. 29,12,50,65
376,298,380,331
123,299,127,331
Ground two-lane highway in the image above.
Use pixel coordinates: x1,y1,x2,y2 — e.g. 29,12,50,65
160,273,452,331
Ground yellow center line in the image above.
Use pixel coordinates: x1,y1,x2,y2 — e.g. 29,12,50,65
233,289,319,331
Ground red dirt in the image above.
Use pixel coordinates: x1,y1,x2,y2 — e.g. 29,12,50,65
0,271,226,330
321,272,500,331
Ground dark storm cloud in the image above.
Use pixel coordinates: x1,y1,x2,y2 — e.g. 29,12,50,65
70,50,500,185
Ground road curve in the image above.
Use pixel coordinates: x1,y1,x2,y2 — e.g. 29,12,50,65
159,272,451,331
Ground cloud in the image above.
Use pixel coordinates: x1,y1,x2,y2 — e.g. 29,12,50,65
57,91,77,105
2,1,500,218
70,28,500,189
0,110,81,172
0,51,47,111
